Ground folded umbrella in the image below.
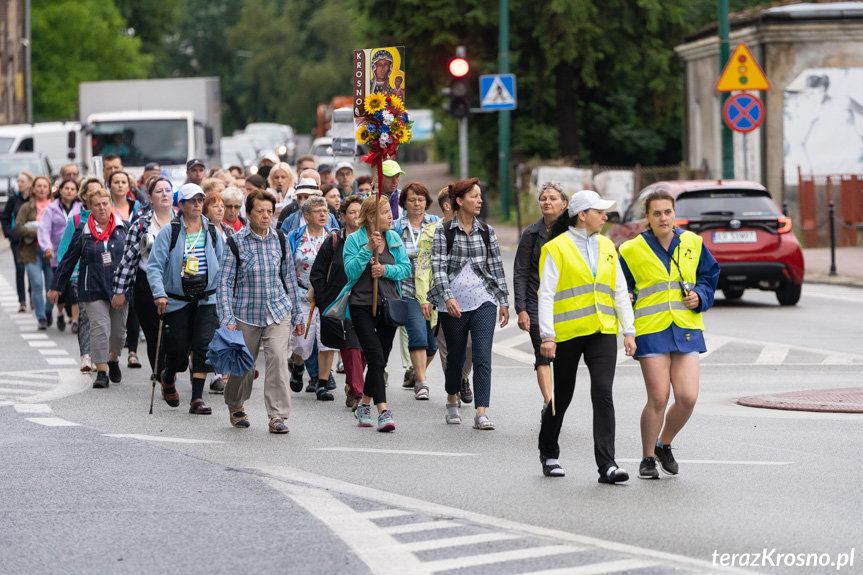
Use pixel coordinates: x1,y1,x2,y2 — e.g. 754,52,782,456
206,326,255,376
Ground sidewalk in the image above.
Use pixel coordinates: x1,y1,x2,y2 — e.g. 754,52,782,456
489,221,863,288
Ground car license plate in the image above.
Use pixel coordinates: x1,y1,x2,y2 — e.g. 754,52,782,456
713,231,757,243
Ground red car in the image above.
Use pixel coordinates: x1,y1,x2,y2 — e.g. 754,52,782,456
606,180,804,306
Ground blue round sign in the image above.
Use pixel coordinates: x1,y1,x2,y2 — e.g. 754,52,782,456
723,93,764,133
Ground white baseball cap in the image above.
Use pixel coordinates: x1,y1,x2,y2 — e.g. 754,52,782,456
178,183,205,202
334,161,354,174
567,190,616,216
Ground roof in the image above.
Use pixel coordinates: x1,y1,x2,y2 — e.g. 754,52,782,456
643,180,768,196
683,1,863,43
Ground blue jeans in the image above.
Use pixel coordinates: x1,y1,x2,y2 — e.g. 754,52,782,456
404,297,438,355
25,249,53,321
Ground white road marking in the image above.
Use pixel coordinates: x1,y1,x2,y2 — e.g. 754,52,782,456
699,334,731,359
20,333,49,340
27,340,56,348
360,509,413,520
803,285,863,303
264,478,429,575
13,403,52,413
382,520,460,535
400,532,521,552
45,358,77,366
616,458,793,466
104,434,224,444
0,387,37,395
755,345,790,364
423,545,582,572
314,447,475,457
26,417,80,427
520,559,661,575
822,355,854,364
38,349,70,356
710,333,863,363
0,379,54,388
0,401,13,407
257,465,758,574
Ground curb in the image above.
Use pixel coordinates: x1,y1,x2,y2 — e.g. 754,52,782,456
804,273,863,289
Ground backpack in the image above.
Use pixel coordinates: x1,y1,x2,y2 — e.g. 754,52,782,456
226,230,289,294
444,218,490,255
169,218,218,252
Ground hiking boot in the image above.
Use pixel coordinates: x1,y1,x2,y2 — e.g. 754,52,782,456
402,366,415,388
639,457,660,480
459,378,473,404
655,443,679,475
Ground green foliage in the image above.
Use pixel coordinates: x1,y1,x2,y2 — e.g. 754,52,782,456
31,0,152,121
113,0,182,76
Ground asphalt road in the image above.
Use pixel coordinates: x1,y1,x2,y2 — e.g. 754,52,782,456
1,242,861,575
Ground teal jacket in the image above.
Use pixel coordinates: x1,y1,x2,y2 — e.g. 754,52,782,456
322,226,411,320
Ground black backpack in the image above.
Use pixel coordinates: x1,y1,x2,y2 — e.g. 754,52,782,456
169,218,218,252
226,230,289,294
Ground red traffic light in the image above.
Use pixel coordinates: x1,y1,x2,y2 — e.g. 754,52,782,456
449,58,469,78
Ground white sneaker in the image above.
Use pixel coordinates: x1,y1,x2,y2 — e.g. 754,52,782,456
80,355,92,372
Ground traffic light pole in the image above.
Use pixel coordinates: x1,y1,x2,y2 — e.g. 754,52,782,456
459,117,469,180
719,0,734,179
498,0,511,217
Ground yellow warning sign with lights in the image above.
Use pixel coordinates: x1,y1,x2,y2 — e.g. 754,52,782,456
715,43,770,92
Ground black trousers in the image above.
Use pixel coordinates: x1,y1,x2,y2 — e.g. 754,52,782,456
163,302,218,375
125,292,139,353
538,333,619,474
133,268,166,372
349,304,397,406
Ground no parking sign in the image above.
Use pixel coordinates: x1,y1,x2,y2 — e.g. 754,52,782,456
723,93,764,133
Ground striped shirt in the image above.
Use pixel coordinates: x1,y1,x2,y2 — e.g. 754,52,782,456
185,225,208,275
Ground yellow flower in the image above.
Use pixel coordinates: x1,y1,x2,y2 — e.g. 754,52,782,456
403,129,412,143
364,93,386,114
389,95,405,113
356,126,371,144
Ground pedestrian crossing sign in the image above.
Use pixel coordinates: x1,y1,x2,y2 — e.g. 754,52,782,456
480,74,517,111
715,43,770,92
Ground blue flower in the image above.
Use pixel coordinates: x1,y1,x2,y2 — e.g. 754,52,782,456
402,112,410,124
367,124,377,134
374,111,384,122
379,123,389,133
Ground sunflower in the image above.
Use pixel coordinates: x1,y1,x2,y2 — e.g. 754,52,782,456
388,95,405,113
364,93,387,114
356,125,372,145
402,129,413,143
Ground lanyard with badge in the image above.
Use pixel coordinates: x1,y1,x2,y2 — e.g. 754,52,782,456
406,222,422,259
182,226,203,278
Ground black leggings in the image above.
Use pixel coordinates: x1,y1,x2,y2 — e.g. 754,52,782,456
125,293,139,354
349,304,397,406
133,268,165,372
538,333,619,474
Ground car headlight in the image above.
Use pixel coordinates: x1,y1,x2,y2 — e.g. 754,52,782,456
278,145,287,155
249,165,258,175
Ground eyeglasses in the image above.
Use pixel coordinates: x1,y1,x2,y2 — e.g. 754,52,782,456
184,196,204,204
310,209,329,215
225,204,242,209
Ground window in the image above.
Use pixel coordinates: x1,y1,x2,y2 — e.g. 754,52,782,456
92,119,188,166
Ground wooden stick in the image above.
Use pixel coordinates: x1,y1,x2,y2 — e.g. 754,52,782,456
372,162,381,316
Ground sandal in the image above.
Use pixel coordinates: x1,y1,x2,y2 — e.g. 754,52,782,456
160,371,180,407
229,407,250,428
127,352,142,368
541,455,566,477
473,413,495,430
189,398,212,415
445,403,461,425
268,417,289,434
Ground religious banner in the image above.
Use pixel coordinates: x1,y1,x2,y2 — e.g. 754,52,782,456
353,46,406,117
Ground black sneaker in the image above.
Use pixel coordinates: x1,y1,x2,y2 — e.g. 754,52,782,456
45,310,53,328
289,365,304,392
93,371,110,389
57,314,66,332
639,457,660,480
306,377,318,393
107,360,122,383
326,371,336,390
655,443,679,475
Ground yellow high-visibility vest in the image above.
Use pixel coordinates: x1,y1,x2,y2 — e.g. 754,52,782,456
539,232,619,342
619,231,704,336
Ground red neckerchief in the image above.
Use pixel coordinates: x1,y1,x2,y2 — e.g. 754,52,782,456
88,212,117,243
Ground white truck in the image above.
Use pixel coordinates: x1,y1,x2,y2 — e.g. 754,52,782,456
79,77,221,186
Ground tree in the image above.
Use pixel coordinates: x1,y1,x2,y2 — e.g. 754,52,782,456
113,0,183,77
32,0,151,121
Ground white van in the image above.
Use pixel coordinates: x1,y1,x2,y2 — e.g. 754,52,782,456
0,122,83,176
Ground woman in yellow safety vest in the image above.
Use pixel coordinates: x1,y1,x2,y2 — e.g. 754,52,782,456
538,190,636,484
618,189,719,481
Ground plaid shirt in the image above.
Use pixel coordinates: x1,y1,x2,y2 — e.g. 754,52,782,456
217,226,304,328
429,214,509,308
113,209,157,295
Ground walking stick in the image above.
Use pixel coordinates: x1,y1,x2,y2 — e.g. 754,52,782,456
150,317,164,414
371,162,381,316
304,302,314,339
549,357,556,417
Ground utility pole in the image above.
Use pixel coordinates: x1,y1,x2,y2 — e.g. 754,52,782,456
498,0,511,216
24,0,32,124
718,0,733,179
